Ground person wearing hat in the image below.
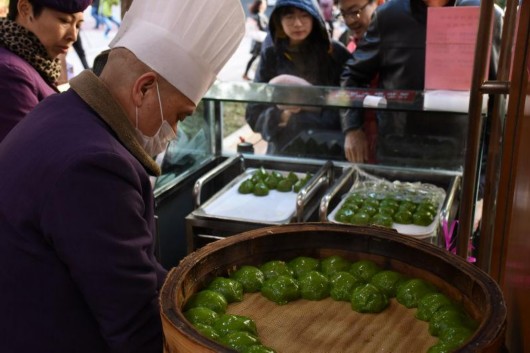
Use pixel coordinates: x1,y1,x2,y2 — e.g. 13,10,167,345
0,0,90,142
0,0,245,352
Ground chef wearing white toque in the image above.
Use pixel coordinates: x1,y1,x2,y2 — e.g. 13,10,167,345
0,0,245,353
107,0,246,156
110,0,245,106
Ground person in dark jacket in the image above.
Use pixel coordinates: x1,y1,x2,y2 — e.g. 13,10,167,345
339,0,503,164
72,29,89,69
0,0,245,352
245,0,351,158
243,0,269,80
0,0,89,142
337,0,380,52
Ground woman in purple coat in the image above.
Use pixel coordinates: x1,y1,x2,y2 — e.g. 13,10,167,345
0,0,89,142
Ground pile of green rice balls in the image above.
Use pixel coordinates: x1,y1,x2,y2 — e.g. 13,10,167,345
183,256,477,353
238,167,312,196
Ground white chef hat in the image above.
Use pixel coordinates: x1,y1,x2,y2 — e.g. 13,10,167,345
109,0,245,105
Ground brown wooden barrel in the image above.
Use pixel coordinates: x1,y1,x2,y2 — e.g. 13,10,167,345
160,223,506,353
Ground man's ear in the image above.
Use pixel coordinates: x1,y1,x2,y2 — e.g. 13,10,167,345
132,72,158,107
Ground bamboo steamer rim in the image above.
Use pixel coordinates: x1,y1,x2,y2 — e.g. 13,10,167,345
160,223,506,353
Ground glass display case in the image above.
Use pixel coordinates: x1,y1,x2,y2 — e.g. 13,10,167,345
153,80,474,269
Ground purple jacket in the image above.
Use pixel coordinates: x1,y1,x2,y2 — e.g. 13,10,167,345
0,46,56,142
0,71,167,353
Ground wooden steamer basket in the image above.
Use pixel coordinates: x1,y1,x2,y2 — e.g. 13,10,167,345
160,223,506,353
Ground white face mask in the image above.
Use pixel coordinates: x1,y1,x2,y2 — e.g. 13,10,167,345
134,81,177,156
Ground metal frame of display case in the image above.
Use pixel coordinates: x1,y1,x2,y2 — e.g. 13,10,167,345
185,154,336,252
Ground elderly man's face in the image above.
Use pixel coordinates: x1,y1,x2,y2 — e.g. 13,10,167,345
162,85,196,134
338,0,378,40
140,81,196,137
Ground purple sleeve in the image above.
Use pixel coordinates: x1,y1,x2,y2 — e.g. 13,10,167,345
40,151,165,353
0,62,42,140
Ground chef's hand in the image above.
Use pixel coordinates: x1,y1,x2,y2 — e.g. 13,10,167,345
344,129,369,163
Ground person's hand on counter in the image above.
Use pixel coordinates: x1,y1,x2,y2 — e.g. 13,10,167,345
344,128,369,163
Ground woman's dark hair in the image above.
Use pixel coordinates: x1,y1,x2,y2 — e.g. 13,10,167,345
8,0,44,21
249,0,263,15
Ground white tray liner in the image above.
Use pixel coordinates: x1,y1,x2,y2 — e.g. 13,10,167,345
199,169,306,224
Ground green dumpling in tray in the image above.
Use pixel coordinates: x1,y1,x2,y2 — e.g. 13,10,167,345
349,259,382,282
371,213,394,228
370,270,407,298
437,325,475,350
429,306,478,337
193,323,221,341
253,181,269,196
259,260,293,280
213,313,258,337
350,283,389,313
287,256,320,278
329,271,364,302
230,265,265,293
396,278,438,308
286,171,299,184
320,255,351,277
261,275,300,305
183,306,219,326
207,277,244,303
298,270,330,301
264,174,280,189
334,207,355,223
416,292,455,321
238,179,255,194
276,178,293,192
184,289,228,314
220,331,261,352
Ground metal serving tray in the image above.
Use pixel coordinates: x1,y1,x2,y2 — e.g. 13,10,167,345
327,184,446,239
192,168,307,224
320,165,461,242
191,156,333,225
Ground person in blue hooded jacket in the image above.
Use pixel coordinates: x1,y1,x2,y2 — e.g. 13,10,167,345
245,0,351,159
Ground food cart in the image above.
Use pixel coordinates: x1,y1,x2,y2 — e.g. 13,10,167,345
154,0,530,350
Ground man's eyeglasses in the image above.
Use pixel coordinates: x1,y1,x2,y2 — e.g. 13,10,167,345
336,1,371,21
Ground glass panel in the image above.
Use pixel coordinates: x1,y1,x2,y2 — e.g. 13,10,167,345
205,81,424,111
212,81,469,170
154,102,213,195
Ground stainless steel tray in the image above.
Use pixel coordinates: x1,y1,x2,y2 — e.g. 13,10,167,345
192,168,312,224
328,188,446,239
322,166,452,239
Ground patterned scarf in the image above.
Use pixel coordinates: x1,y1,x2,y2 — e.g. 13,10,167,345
0,18,61,85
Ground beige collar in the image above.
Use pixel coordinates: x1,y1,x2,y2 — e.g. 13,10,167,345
69,70,161,176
